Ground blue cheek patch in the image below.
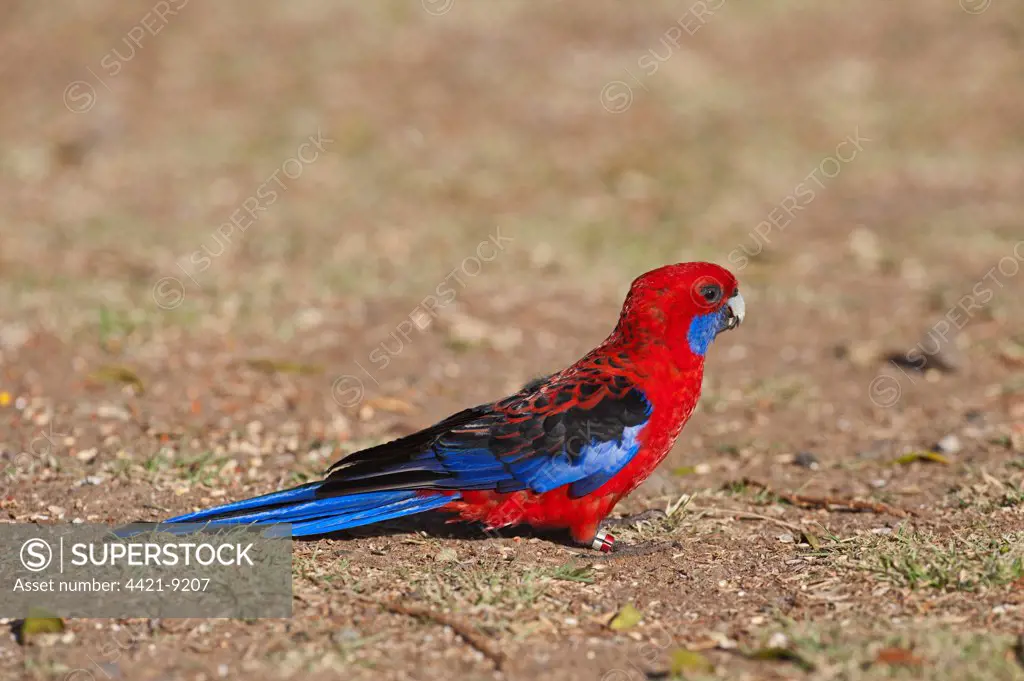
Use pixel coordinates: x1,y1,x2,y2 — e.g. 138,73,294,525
687,311,722,356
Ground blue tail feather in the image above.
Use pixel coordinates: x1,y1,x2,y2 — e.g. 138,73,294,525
288,493,454,536
164,483,457,538
166,483,321,522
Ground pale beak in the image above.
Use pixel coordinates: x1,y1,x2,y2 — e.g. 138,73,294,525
719,290,745,333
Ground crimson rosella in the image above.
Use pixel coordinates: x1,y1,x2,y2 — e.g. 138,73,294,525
167,262,744,551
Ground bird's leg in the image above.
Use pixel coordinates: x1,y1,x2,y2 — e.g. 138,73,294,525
595,539,680,559
572,512,668,554
599,508,667,528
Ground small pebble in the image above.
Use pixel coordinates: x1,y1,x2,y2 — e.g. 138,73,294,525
777,533,795,543
96,404,131,421
845,341,880,368
933,434,962,455
848,227,881,271
75,448,99,463
768,632,790,649
709,632,738,650
793,452,819,470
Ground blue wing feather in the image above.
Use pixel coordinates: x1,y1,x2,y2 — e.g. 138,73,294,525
565,423,645,497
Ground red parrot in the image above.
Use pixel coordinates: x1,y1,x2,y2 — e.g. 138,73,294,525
167,262,744,551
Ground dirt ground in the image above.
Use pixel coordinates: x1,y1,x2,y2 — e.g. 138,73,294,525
1,1,1023,679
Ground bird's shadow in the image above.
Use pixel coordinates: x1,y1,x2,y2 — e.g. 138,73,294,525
294,511,577,549
122,513,577,548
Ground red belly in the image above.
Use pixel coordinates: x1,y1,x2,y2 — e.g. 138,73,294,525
443,488,621,543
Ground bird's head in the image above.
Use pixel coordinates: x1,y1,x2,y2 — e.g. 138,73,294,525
614,262,744,365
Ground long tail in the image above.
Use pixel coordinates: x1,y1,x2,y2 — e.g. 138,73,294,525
165,483,457,537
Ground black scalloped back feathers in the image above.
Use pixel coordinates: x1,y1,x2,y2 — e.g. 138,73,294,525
318,365,651,499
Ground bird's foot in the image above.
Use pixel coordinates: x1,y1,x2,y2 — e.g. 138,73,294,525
583,530,680,558
578,510,671,554
594,539,681,559
600,509,668,528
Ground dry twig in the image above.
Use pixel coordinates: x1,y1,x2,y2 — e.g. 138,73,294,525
693,507,806,534
378,600,507,670
342,590,505,670
741,478,915,517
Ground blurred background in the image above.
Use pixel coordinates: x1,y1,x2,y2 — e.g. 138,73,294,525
2,0,1021,408
1,2,1023,679
2,0,1022,438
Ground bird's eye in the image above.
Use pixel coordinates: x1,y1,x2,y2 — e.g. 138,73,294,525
699,283,723,305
